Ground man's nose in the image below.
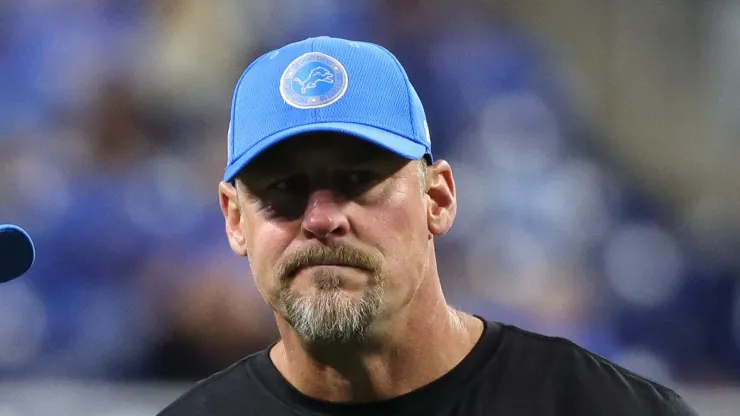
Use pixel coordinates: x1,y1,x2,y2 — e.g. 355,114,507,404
300,189,350,240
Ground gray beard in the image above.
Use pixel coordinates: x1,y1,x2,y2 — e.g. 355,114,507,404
280,269,384,345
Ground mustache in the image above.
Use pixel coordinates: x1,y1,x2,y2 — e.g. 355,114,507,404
275,244,382,281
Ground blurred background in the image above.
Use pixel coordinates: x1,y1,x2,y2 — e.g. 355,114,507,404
0,0,739,414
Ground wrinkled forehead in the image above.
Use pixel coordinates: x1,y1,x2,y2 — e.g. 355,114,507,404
243,132,402,175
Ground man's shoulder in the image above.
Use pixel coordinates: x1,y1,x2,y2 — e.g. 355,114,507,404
495,323,699,415
156,351,267,416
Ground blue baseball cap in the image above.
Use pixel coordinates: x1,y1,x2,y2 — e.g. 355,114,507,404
224,36,433,182
0,224,35,283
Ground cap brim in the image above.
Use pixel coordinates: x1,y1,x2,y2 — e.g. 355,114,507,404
0,224,35,282
223,122,428,182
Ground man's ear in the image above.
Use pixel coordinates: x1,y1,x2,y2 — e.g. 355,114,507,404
219,181,248,256
425,160,457,236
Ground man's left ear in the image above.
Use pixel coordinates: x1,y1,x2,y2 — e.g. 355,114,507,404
425,160,457,236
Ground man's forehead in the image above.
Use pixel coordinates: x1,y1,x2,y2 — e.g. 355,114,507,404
247,133,394,171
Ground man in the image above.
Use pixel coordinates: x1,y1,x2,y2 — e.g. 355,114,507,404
158,36,698,415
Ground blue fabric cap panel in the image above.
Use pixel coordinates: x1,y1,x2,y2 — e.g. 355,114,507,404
224,36,432,182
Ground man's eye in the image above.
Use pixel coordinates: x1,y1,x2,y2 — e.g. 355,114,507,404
346,171,377,184
338,171,381,197
268,175,309,193
272,180,288,191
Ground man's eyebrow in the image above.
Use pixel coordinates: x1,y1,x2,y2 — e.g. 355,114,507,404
344,146,391,165
240,143,392,177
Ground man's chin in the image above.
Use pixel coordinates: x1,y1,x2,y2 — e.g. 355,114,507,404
282,292,378,345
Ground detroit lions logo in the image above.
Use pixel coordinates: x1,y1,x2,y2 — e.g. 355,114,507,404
280,52,348,109
294,67,334,93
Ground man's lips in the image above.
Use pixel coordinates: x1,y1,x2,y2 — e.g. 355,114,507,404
291,263,367,278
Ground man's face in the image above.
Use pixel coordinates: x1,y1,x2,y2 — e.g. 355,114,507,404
222,133,435,345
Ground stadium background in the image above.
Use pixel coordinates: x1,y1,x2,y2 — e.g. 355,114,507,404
1,0,739,414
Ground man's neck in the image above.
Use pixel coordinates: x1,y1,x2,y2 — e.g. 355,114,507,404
269,303,484,403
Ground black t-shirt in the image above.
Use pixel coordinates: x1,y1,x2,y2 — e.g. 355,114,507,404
157,320,699,415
